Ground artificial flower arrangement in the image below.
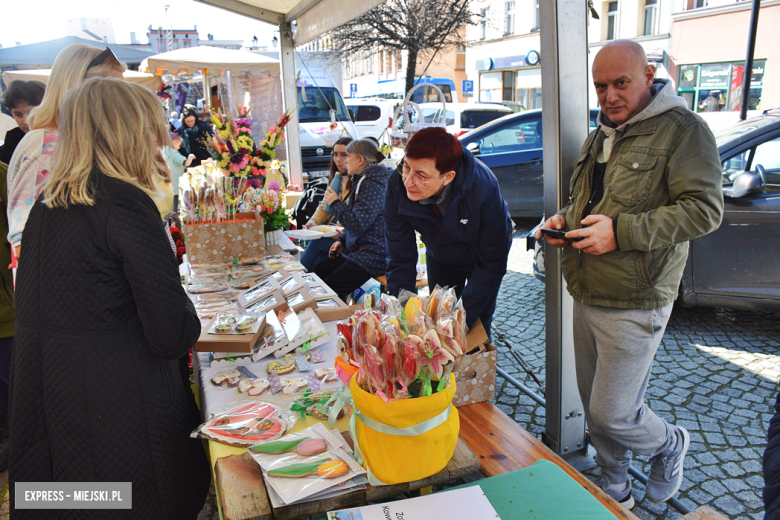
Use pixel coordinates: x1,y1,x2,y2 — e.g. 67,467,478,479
335,287,468,400
210,104,255,177
250,110,295,177
256,181,288,232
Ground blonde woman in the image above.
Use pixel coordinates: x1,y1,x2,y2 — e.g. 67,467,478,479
9,78,209,518
6,44,125,259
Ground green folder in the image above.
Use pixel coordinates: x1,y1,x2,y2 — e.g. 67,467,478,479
445,460,618,519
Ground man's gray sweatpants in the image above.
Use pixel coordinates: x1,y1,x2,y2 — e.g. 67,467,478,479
573,301,677,485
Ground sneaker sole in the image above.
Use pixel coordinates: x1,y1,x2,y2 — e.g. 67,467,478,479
620,495,635,510
649,427,691,503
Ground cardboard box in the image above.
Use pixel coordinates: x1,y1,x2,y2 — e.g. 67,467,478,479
278,274,305,296
313,297,356,322
284,287,318,313
193,314,267,353
274,307,331,358
245,289,289,315
184,212,265,264
238,277,282,308
452,319,497,407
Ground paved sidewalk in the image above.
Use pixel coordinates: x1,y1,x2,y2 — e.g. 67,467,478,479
491,220,777,520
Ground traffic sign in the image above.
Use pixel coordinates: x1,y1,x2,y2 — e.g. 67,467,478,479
350,83,357,97
462,80,474,93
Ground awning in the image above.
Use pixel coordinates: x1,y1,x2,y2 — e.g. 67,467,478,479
2,69,162,92
142,46,280,76
194,0,388,46
0,36,154,67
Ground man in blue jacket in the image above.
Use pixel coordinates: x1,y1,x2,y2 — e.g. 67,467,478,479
384,127,513,337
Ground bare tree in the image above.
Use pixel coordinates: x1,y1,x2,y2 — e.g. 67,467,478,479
330,0,476,95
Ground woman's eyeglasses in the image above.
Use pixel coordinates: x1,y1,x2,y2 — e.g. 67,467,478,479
87,47,120,70
402,162,442,187
331,152,348,159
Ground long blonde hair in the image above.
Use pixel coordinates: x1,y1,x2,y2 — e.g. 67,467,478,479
28,44,126,131
44,78,170,208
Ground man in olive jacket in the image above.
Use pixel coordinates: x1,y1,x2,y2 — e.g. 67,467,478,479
536,40,723,509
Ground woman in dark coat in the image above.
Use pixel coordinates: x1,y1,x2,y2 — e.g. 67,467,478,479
9,78,210,519
176,107,214,166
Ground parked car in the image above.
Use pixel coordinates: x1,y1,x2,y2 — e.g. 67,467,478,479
345,98,399,141
527,108,780,312
458,109,599,217
419,102,513,138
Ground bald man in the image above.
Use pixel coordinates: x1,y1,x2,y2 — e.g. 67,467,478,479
536,40,723,508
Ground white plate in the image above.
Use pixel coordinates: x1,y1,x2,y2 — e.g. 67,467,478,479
309,226,341,238
285,229,325,240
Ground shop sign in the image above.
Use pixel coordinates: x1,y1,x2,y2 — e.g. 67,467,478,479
699,63,732,89
679,65,698,89
476,53,539,71
646,48,664,64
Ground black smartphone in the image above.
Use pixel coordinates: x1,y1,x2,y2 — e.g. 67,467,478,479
540,228,585,242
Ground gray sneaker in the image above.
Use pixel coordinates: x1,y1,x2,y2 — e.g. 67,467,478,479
645,426,690,503
599,478,635,510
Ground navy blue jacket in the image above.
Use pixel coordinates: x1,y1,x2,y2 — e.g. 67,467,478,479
330,164,391,277
384,146,513,327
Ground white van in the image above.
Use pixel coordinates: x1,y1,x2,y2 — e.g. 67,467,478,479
297,68,360,177
418,102,513,137
345,98,399,141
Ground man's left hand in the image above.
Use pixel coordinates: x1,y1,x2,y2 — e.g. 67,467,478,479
569,214,618,255
323,187,340,205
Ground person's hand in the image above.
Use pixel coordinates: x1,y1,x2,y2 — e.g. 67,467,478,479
569,214,617,255
185,154,195,167
535,214,567,248
329,241,343,258
303,221,314,228
323,187,340,206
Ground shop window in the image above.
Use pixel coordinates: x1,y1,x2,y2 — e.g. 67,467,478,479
505,1,515,36
480,8,489,40
697,90,727,113
643,0,658,36
503,71,514,101
607,2,618,40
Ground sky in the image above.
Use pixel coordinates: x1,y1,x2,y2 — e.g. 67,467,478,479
0,0,279,50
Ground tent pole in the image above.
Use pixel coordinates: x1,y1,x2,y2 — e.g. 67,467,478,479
539,0,591,467
279,22,304,190
739,0,761,120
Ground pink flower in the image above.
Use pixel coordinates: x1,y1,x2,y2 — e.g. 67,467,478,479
266,206,273,215
267,181,281,192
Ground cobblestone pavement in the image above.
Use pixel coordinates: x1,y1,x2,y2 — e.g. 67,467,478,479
489,219,779,520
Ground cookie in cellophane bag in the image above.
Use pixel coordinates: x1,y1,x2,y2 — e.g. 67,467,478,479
192,401,297,447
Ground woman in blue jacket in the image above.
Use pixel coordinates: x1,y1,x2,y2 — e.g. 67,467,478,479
384,127,513,337
316,139,392,300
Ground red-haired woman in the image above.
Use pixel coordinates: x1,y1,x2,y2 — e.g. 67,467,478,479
384,127,513,338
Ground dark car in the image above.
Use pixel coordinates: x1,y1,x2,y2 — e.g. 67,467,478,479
527,108,780,312
459,109,599,217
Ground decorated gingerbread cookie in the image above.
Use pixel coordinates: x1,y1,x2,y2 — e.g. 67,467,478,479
266,356,295,376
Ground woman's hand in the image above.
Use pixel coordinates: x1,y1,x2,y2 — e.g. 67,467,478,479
303,221,315,228
323,187,340,206
329,241,343,258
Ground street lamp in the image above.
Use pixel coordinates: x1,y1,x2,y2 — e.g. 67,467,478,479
272,35,278,48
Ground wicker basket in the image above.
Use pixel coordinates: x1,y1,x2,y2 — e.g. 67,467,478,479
390,83,448,148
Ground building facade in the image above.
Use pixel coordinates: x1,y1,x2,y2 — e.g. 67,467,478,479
669,0,779,113
147,26,200,54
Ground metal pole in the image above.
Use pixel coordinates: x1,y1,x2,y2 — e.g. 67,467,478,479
539,0,590,463
279,22,304,189
740,0,761,120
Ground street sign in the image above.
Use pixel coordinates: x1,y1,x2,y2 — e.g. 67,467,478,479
350,83,357,97
463,92,474,98
462,80,474,93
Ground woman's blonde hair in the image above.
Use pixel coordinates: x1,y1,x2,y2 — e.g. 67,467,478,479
44,78,171,208
28,44,126,131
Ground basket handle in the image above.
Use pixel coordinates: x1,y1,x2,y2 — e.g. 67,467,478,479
391,82,448,136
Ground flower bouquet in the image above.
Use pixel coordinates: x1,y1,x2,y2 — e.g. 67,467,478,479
210,104,255,177
250,110,295,178
255,181,288,245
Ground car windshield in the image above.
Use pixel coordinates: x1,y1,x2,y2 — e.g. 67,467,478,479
297,87,350,123
715,115,780,147
461,111,509,129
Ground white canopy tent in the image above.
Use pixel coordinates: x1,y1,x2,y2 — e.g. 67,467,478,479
141,46,280,77
192,0,389,187
2,69,162,92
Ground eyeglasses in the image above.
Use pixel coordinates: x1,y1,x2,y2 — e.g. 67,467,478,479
87,47,119,70
330,152,348,159
402,162,443,187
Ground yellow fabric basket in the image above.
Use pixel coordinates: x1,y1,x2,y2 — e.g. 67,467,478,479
349,374,460,485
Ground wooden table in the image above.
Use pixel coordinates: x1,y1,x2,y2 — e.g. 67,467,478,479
458,402,728,520
215,437,479,520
